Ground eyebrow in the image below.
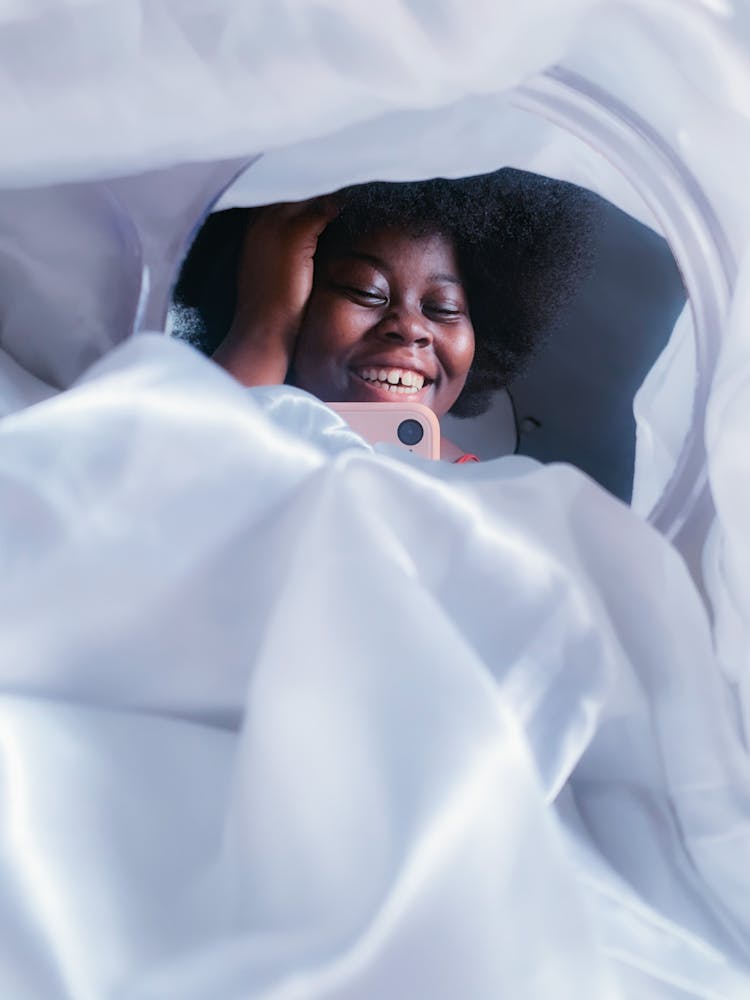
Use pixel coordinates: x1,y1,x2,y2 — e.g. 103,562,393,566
345,251,464,286
429,272,463,287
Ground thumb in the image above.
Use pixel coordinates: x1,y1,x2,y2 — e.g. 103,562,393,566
303,193,342,234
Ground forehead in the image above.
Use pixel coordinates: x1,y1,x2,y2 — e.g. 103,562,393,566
326,226,461,279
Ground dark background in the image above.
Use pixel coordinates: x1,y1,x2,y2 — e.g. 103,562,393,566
443,199,687,503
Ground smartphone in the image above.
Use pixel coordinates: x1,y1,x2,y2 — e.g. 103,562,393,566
327,401,441,460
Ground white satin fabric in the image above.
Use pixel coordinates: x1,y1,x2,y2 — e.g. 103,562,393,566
1,1,750,998
1,334,748,999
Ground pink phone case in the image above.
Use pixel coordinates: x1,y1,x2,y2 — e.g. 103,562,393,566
327,401,441,460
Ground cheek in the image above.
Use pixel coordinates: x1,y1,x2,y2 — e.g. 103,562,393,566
449,326,476,377
297,298,365,361
291,300,369,397
463,334,476,372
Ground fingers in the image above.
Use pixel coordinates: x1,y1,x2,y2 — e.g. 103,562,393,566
307,193,343,225
277,195,342,248
232,191,343,332
275,193,342,220
253,194,341,237
238,195,341,275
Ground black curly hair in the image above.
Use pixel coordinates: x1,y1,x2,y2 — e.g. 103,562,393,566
172,168,600,417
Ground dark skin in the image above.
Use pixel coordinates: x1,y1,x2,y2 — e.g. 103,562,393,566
214,198,476,457
213,199,340,387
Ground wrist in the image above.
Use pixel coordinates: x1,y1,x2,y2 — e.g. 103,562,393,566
213,318,294,387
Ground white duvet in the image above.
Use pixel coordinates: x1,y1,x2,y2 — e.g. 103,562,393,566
1,2,750,998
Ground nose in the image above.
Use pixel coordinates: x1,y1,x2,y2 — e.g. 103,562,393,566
377,305,432,348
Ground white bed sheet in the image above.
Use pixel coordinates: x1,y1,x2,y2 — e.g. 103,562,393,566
0,335,748,998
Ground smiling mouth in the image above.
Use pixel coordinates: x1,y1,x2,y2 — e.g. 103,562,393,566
353,366,430,395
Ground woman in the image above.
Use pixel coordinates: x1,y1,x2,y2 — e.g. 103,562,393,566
173,170,599,456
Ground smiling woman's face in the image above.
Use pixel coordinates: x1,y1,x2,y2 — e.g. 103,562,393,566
288,227,476,418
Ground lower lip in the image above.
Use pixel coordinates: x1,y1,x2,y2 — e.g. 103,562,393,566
349,371,431,403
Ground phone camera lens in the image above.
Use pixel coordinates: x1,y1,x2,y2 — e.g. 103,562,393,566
397,418,424,447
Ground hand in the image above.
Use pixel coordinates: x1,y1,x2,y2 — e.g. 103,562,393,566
213,196,340,386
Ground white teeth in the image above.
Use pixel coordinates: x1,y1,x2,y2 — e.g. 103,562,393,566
358,367,426,390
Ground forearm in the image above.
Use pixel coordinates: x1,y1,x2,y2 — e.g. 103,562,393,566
213,318,294,387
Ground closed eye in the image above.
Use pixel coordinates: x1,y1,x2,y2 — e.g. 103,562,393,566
424,303,463,319
336,284,388,306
